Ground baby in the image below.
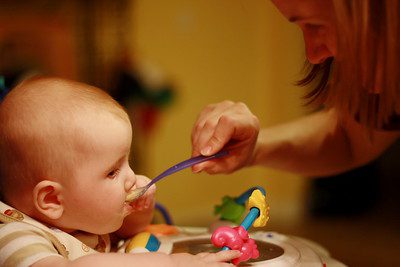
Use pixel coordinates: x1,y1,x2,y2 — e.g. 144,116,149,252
0,76,238,266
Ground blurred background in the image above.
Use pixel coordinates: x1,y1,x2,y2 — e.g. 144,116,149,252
0,1,399,266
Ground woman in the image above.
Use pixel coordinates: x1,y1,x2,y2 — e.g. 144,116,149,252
191,0,400,177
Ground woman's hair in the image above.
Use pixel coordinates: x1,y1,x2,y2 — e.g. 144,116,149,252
298,0,400,129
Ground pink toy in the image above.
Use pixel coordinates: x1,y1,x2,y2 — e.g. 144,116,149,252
211,225,259,265
211,188,269,265
235,238,259,265
211,226,247,250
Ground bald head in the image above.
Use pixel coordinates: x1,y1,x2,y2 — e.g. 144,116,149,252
0,76,129,202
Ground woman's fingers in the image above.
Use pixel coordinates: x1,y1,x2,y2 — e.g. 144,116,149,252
191,101,260,174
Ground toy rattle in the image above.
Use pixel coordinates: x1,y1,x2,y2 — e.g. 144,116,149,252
211,187,269,265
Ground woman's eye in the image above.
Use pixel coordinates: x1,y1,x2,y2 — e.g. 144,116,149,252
107,169,120,179
304,23,323,32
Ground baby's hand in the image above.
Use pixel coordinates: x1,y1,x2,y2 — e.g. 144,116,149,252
169,250,240,267
129,175,156,212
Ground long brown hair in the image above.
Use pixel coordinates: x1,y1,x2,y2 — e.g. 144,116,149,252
298,0,400,129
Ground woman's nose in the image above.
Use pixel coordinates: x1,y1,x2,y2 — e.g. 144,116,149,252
305,42,332,64
303,29,334,65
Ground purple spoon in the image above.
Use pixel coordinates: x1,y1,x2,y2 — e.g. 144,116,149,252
126,150,229,202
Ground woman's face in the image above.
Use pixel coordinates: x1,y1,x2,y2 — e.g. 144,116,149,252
272,0,337,64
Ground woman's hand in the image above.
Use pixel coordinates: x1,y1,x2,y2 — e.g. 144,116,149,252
191,101,260,174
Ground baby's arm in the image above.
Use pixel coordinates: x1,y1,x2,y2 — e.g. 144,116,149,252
116,175,156,238
32,250,240,267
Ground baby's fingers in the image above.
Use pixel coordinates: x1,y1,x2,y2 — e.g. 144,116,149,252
200,250,241,263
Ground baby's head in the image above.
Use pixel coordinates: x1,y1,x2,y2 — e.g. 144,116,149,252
0,76,137,234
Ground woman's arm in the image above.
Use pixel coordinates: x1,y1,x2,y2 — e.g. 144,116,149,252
252,108,400,177
191,101,400,177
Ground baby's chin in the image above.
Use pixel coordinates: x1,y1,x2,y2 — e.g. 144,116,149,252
79,220,124,235
85,225,121,236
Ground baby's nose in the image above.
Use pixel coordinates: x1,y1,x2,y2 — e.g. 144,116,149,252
125,179,134,192
125,170,136,192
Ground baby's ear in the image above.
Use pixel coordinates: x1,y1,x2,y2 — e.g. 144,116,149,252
33,180,64,220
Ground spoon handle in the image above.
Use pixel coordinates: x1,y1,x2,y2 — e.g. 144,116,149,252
148,150,229,187
126,150,229,202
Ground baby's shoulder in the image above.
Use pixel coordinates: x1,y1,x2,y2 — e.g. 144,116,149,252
0,221,63,266
0,220,50,239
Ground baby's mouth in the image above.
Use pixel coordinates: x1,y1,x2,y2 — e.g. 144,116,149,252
125,187,143,202
123,202,134,215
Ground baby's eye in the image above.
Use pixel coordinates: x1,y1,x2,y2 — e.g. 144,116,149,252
107,169,120,179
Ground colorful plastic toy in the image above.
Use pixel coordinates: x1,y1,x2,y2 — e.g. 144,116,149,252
214,196,245,224
125,232,161,253
211,187,269,265
214,186,266,224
